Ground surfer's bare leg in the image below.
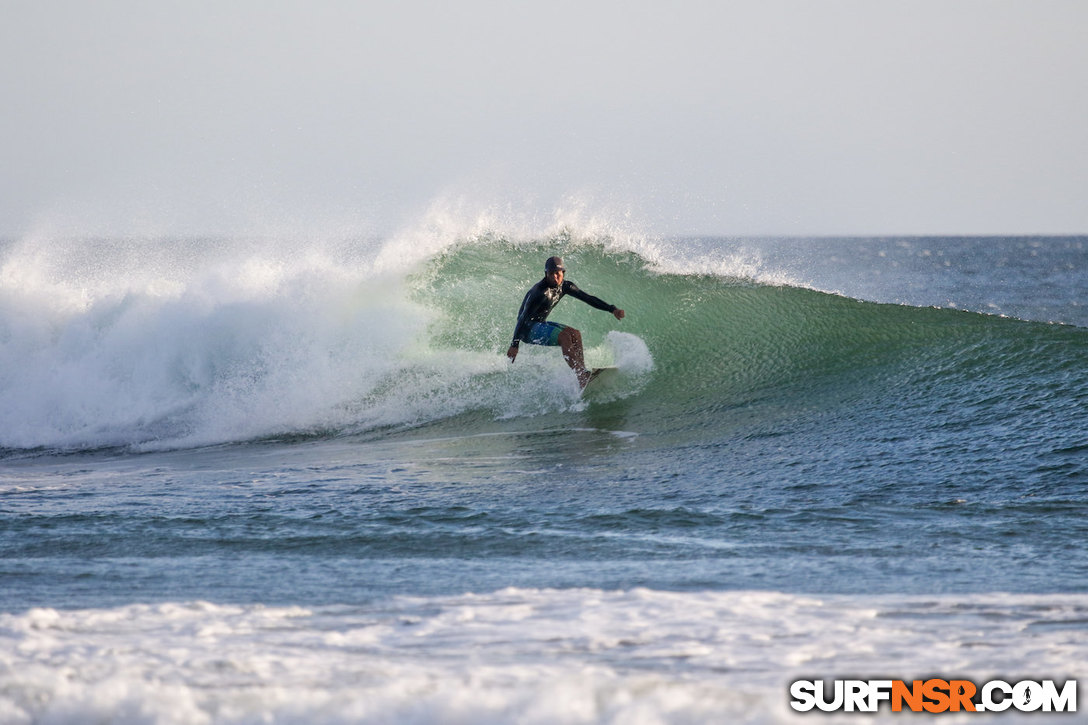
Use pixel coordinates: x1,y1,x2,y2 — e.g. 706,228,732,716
558,327,591,388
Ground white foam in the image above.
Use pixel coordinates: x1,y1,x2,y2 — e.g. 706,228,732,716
606,331,654,376
1,589,1084,724
0,235,477,451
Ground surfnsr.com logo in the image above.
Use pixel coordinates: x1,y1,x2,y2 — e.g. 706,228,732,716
789,679,1077,713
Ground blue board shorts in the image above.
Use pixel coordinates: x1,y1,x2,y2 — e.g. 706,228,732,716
523,321,568,347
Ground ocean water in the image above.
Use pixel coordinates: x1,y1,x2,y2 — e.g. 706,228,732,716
1,227,1085,723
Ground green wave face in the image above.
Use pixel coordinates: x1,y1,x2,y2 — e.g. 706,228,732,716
411,235,1087,446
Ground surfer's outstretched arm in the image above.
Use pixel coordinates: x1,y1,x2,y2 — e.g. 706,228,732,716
563,281,625,323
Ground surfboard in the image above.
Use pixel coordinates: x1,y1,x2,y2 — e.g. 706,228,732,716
582,366,619,393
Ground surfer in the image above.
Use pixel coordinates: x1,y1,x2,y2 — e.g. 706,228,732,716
507,256,625,388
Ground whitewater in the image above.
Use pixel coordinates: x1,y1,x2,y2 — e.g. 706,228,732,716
1,217,1085,723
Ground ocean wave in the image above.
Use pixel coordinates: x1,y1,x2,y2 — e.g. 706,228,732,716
1,230,1084,455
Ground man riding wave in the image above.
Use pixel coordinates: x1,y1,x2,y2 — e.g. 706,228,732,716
507,256,625,388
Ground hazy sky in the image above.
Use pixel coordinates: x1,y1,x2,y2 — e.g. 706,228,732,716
2,0,1086,237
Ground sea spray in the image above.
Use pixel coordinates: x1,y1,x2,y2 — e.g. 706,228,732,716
0,235,431,450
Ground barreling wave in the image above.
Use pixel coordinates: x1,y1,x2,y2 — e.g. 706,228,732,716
1,228,1084,456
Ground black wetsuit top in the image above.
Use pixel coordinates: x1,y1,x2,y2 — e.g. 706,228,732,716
510,278,617,348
